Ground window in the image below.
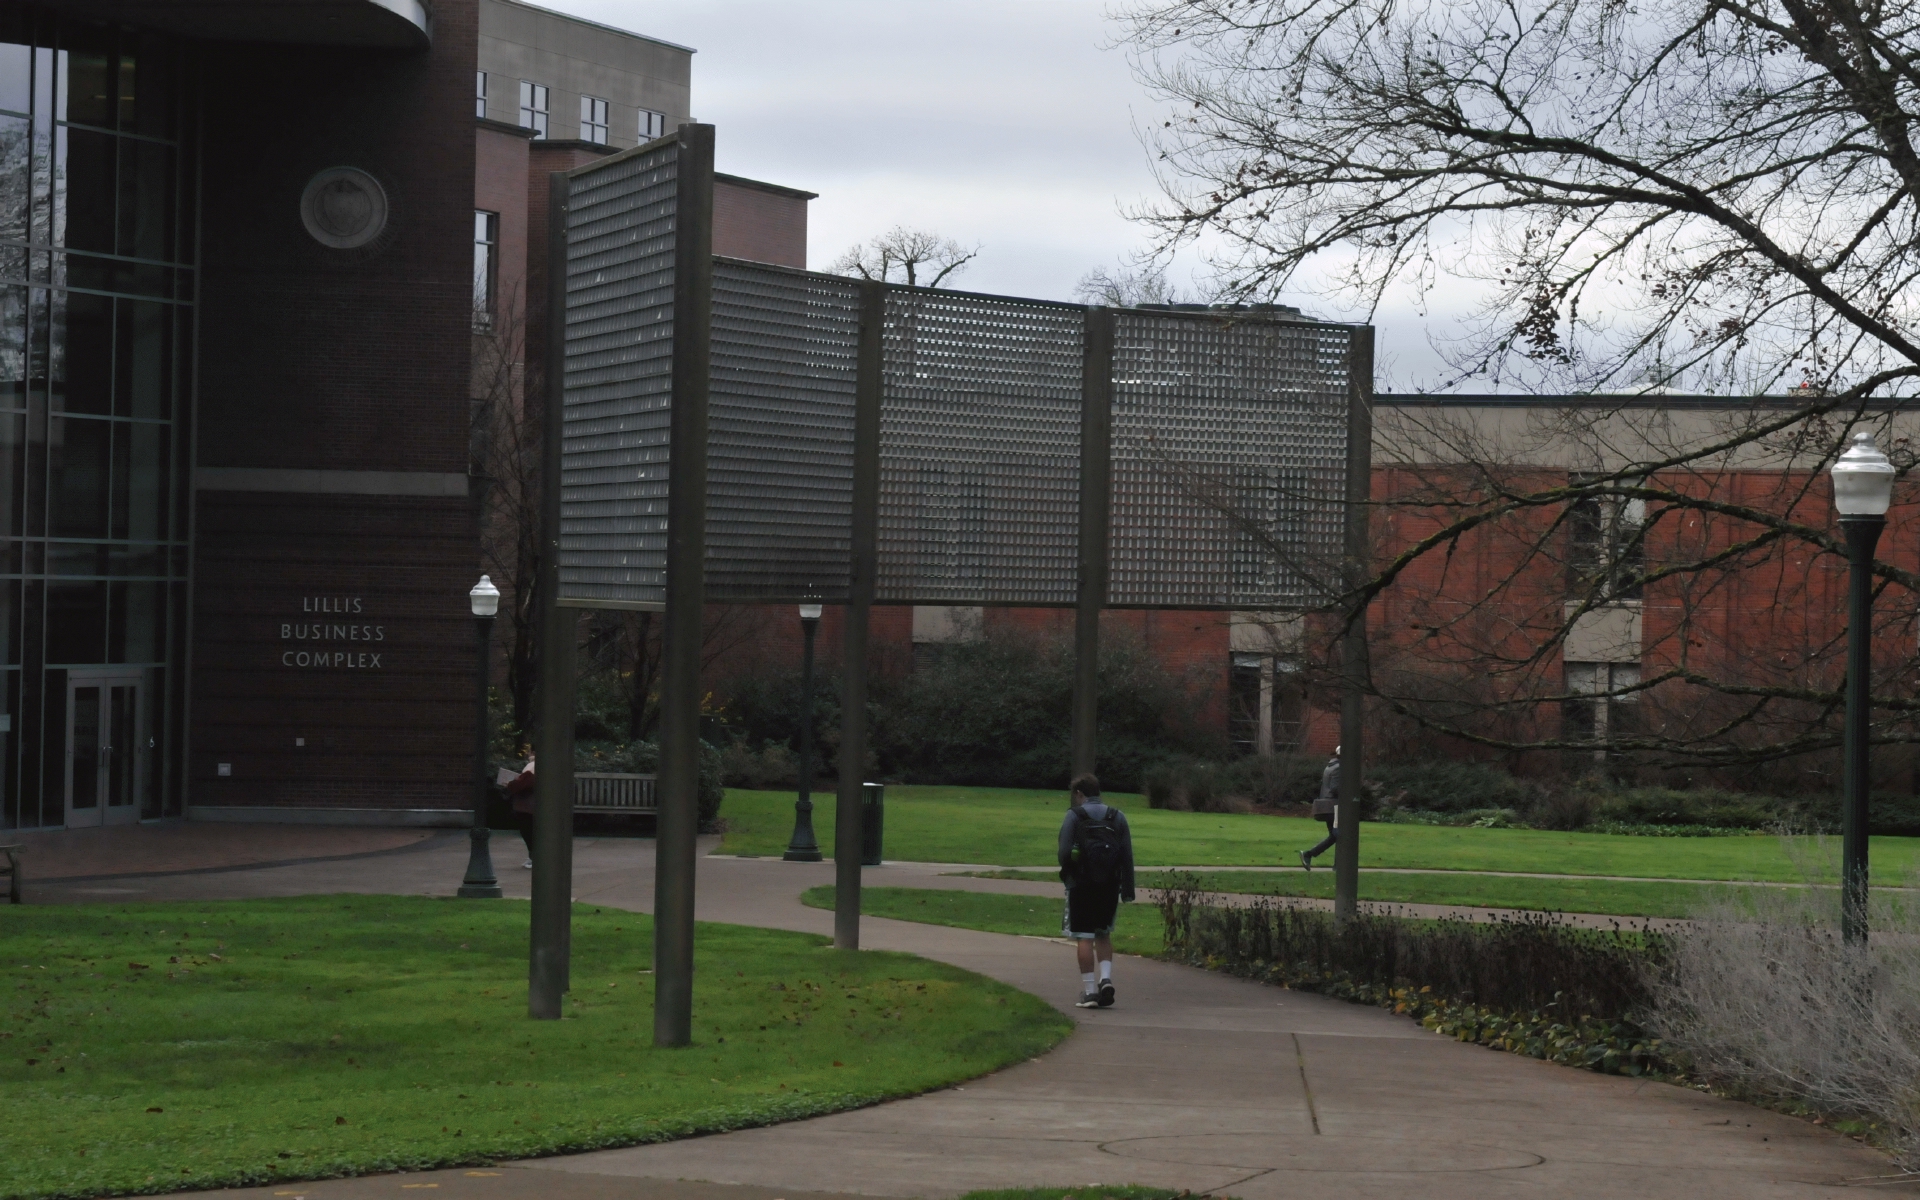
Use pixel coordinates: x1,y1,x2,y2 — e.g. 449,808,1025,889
475,71,488,119
518,81,549,138
1228,653,1304,756
1567,477,1646,600
472,211,498,329
1563,661,1641,757
580,95,609,144
639,108,666,141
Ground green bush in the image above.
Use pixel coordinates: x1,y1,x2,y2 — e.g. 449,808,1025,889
1371,760,1540,814
574,738,725,830
719,627,1215,792
1145,752,1329,812
1589,786,1781,829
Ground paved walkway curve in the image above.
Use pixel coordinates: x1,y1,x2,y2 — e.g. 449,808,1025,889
38,837,1914,1200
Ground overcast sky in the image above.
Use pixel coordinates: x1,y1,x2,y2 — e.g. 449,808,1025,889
542,0,1454,389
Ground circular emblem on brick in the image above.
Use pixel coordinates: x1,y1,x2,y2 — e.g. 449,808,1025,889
299,167,389,249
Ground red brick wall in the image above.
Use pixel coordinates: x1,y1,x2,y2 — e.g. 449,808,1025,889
713,179,809,268
1366,460,1920,770
190,3,484,813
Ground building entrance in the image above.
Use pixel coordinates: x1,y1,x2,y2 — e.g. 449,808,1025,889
65,671,145,828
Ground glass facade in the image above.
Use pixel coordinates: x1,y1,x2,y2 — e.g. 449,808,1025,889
0,12,194,828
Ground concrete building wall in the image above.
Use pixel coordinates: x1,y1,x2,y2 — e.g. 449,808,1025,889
478,0,691,148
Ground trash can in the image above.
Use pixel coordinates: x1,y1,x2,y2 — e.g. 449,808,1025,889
860,782,885,866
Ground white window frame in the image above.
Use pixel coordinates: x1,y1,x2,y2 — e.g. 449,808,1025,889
518,81,549,139
1564,661,1641,759
580,95,609,145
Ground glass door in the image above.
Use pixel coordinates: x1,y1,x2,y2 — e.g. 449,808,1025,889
66,671,143,827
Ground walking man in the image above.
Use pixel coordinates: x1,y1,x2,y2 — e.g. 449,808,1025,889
1299,745,1340,870
1058,773,1134,1009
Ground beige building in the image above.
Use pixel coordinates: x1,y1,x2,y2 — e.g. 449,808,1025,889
476,0,692,149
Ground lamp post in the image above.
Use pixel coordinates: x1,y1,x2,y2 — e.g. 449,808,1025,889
1831,432,1894,946
783,602,824,862
458,574,504,899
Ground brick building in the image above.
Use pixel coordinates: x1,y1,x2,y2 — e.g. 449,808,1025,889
6,0,815,831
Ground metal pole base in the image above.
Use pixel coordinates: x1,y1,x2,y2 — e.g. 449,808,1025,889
458,826,502,899
784,799,823,862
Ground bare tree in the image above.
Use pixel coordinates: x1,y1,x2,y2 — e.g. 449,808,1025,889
471,292,546,734
582,605,771,742
830,226,980,288
1117,0,1920,772
1074,262,1191,306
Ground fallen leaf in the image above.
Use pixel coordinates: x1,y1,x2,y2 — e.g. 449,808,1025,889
334,1116,346,1125
147,1107,163,1113
128,963,149,970
832,1061,843,1067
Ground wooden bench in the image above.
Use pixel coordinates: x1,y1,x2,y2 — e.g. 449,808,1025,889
573,773,657,814
0,845,20,904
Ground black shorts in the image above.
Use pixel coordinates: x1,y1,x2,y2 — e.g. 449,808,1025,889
1064,883,1120,938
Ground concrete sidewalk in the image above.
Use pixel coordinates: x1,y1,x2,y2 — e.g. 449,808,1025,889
4,821,438,885
42,833,1908,1199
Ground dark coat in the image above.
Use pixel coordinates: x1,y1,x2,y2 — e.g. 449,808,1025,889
1311,756,1340,819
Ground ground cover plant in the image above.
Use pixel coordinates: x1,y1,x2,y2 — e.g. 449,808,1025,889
721,785,1920,881
0,896,1069,1200
964,868,1749,920
1154,876,1670,1077
800,887,1163,957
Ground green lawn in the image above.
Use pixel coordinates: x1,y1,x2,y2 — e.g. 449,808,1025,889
802,886,1164,957
724,785,1920,883
1,896,1069,1200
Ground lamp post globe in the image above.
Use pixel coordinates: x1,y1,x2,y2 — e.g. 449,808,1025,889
470,574,502,618
784,601,825,862
459,574,504,898
1832,433,1893,945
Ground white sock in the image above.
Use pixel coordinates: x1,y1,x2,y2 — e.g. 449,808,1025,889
1099,961,1113,983
1081,971,1097,992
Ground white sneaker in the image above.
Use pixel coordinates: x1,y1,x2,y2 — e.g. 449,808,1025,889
1074,992,1101,1009
523,860,533,869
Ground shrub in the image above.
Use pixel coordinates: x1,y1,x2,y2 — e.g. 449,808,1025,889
876,628,1213,791
1526,789,1596,831
573,738,725,830
1643,839,1920,1165
1153,874,1669,1075
1588,786,1782,829
720,626,1215,792
717,738,803,789
1156,874,1663,1022
1370,760,1540,814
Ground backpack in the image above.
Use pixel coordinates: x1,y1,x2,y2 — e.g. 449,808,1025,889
1074,803,1125,886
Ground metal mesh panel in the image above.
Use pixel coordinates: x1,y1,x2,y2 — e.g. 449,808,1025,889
876,291,1084,605
1110,313,1350,608
558,140,678,608
707,260,860,602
